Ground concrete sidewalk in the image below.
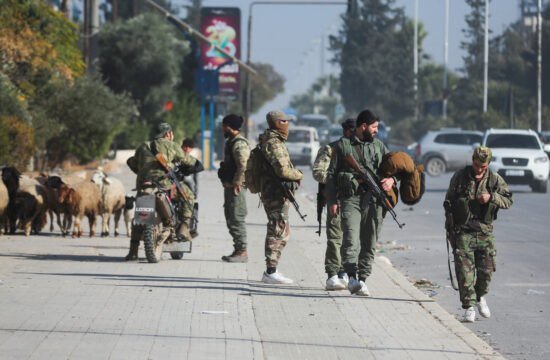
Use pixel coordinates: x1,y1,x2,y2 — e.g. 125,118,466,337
0,169,504,359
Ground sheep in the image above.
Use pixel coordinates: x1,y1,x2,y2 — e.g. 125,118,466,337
16,176,48,236
123,195,136,237
58,180,102,238
90,171,126,237
0,175,8,235
1,166,21,234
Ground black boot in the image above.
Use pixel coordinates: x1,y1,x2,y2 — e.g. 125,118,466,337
125,241,139,261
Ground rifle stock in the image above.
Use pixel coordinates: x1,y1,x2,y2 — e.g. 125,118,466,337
343,154,405,229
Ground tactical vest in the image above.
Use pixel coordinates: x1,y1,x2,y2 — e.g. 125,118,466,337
218,135,247,183
451,167,500,226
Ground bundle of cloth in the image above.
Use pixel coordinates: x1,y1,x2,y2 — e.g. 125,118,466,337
381,151,425,206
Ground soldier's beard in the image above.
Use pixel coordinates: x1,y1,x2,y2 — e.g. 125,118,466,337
363,130,374,142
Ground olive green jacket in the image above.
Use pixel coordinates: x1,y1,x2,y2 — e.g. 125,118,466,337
127,138,197,191
444,166,513,233
326,134,388,206
222,133,250,188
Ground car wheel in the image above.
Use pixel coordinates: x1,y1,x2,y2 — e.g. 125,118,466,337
532,179,548,193
425,157,446,177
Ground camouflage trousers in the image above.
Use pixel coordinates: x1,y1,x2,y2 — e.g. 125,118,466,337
223,187,248,251
453,231,496,309
340,195,383,280
263,198,290,268
325,204,344,276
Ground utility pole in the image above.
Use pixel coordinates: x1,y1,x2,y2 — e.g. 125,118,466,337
483,0,489,113
414,0,418,122
443,0,449,121
537,0,542,133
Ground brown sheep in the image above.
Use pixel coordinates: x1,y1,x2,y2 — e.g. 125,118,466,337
58,180,102,238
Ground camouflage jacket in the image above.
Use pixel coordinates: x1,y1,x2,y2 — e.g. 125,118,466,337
222,133,250,188
258,129,303,199
445,166,513,233
127,138,197,191
326,134,389,206
312,143,335,185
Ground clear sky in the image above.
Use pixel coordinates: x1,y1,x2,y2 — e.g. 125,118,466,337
173,0,522,120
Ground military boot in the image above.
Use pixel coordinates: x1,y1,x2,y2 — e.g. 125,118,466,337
222,250,248,263
125,241,139,261
176,218,192,241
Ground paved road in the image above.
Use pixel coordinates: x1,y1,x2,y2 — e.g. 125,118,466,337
0,159,504,359
299,163,550,360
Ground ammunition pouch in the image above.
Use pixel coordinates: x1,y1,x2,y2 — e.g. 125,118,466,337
337,172,358,197
452,196,499,227
217,160,236,183
452,197,471,226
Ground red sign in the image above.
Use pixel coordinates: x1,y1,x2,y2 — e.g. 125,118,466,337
200,7,240,99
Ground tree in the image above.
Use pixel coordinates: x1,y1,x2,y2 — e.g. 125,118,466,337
289,75,341,121
0,116,34,170
228,62,285,115
44,75,135,166
0,0,85,97
330,0,417,123
98,13,191,123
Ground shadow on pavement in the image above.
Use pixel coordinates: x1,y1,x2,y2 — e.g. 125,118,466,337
20,272,434,303
1,253,123,262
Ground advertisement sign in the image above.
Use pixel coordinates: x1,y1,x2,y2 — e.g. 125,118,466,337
200,7,240,100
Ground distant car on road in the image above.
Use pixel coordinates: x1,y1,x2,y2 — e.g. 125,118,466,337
327,125,342,143
414,128,484,177
296,114,331,145
286,126,321,168
376,120,390,145
482,128,550,193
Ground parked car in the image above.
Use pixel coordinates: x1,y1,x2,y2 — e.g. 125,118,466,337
286,126,321,168
482,128,550,193
296,114,331,145
414,128,484,177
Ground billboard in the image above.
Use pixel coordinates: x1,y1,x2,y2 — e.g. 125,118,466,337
200,7,240,100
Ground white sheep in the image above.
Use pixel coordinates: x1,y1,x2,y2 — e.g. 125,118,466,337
91,171,126,237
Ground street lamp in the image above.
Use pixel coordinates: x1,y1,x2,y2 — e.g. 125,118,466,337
244,1,347,139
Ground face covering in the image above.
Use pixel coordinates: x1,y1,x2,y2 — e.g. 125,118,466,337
268,119,289,139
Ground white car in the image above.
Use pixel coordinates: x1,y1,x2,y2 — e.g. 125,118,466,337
482,129,550,193
286,126,321,168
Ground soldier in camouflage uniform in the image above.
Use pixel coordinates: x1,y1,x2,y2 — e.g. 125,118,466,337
312,118,355,290
258,110,304,284
125,123,198,260
218,114,251,263
444,146,513,322
326,110,395,296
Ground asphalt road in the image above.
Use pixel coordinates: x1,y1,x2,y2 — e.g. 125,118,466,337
297,164,550,360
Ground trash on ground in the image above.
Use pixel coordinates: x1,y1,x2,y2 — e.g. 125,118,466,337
424,290,438,297
526,289,545,295
413,279,440,289
201,310,229,314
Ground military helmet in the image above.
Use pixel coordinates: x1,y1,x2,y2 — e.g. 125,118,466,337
472,145,492,163
154,122,172,139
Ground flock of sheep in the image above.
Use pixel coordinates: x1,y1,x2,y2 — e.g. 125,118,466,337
0,166,135,238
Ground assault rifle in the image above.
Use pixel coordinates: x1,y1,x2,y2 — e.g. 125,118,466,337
279,179,307,222
155,153,196,221
316,183,326,236
443,200,459,291
343,154,405,229
259,149,307,222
